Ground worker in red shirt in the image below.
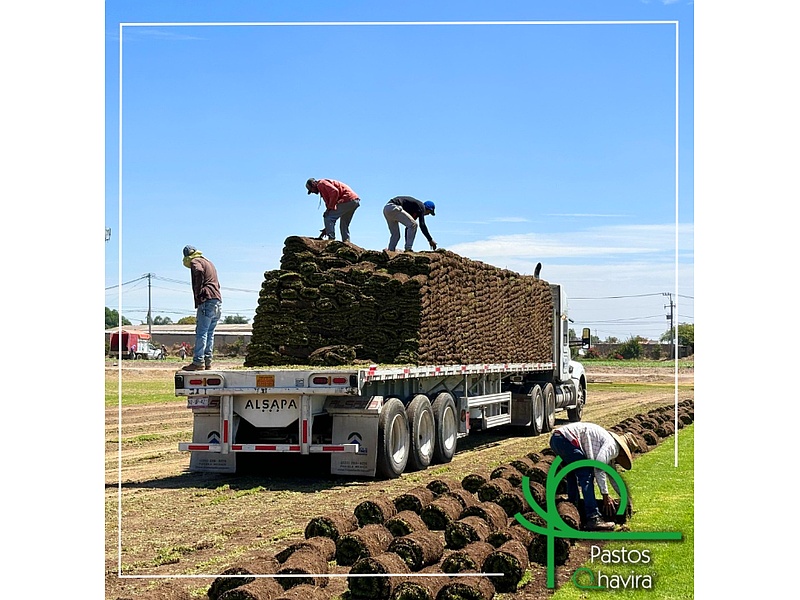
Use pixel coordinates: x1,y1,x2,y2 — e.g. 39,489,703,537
305,178,361,242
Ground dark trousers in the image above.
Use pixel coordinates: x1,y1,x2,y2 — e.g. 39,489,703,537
549,433,602,520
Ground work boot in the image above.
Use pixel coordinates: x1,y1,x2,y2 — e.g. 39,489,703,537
204,362,212,370
182,362,204,371
585,517,616,531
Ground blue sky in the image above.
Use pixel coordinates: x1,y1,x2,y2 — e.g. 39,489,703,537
105,0,694,342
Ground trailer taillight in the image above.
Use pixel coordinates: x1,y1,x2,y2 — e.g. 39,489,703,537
312,376,329,385
331,376,348,385
312,375,352,385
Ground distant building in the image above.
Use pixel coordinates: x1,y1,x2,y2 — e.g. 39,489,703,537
105,323,251,352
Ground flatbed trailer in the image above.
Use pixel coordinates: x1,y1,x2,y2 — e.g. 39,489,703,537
175,358,587,478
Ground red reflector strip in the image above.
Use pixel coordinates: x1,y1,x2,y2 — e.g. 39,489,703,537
223,420,229,443
187,444,211,450
289,445,300,451
321,445,345,452
302,420,308,444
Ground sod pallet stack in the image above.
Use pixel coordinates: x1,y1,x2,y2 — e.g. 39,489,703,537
245,237,554,367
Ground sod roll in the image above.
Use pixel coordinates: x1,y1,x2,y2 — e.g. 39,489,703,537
348,552,411,600
216,578,285,600
387,529,444,571
355,496,398,526
336,524,394,566
304,510,358,541
481,539,530,593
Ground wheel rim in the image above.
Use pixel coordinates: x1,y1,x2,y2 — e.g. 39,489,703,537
388,413,408,466
418,409,435,459
441,405,457,452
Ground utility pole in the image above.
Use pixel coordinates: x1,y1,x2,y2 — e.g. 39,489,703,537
105,227,112,242
663,292,675,360
146,273,153,336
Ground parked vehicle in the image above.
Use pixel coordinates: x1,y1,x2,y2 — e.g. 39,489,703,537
109,331,163,360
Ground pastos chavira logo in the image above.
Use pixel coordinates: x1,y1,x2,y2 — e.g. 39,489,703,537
514,457,682,589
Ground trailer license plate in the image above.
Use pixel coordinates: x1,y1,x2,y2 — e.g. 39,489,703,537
256,375,275,387
187,397,211,408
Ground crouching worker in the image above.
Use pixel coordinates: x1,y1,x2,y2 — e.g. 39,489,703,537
549,422,635,531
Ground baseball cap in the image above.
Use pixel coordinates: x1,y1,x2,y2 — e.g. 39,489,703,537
183,245,197,257
424,200,436,215
306,178,316,194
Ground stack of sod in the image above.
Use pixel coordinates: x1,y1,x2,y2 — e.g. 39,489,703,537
387,530,445,571
388,565,450,600
394,487,436,514
208,556,280,600
441,541,496,573
436,575,496,600
355,496,398,526
335,524,394,566
384,511,429,537
348,552,411,600
304,510,358,541
275,547,329,590
481,539,530,593
245,238,555,366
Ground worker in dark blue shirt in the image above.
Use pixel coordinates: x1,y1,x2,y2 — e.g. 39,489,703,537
383,196,437,252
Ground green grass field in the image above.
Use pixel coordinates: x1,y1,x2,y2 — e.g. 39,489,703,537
105,379,177,407
551,425,694,599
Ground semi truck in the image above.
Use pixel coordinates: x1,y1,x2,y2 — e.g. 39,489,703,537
175,283,590,478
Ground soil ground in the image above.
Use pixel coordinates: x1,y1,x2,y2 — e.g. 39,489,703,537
104,359,693,599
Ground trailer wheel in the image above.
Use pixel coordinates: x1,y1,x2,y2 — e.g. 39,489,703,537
529,385,544,435
431,392,458,463
567,380,586,422
542,383,556,432
406,394,435,471
376,398,410,479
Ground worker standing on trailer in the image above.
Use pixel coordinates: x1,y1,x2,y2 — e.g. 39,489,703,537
549,422,635,531
305,177,361,242
382,195,437,252
181,245,222,371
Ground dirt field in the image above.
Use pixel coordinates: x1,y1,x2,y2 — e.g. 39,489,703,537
105,360,693,599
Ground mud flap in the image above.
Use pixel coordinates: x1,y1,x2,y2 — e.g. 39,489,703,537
327,396,382,477
189,413,237,473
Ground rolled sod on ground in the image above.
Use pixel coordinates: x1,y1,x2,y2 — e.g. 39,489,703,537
336,524,395,566
520,479,547,510
216,578,285,600
245,237,555,367
482,539,530,593
486,520,535,549
528,533,571,566
525,463,551,486
394,487,436,514
496,489,532,517
388,565,451,600
459,501,508,531
304,510,358,541
444,516,493,550
477,478,514,503
441,541,497,573
444,488,478,511
556,500,581,530
387,529,445,571
426,478,462,496
461,473,489,493
420,496,465,530
436,575,496,600
385,510,429,537
509,457,538,477
275,548,329,590
355,495,398,526
525,451,543,463
272,583,330,600
274,537,336,563
348,552,411,600
490,465,523,487
208,556,280,600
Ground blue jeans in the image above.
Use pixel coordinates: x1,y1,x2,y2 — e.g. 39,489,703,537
193,299,221,365
324,199,360,241
550,432,602,521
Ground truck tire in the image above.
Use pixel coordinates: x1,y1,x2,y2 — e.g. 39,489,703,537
431,392,458,464
376,398,410,479
406,394,435,471
542,383,556,432
529,385,544,435
567,381,586,422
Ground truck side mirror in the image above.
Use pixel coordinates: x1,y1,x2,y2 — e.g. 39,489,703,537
582,327,591,349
